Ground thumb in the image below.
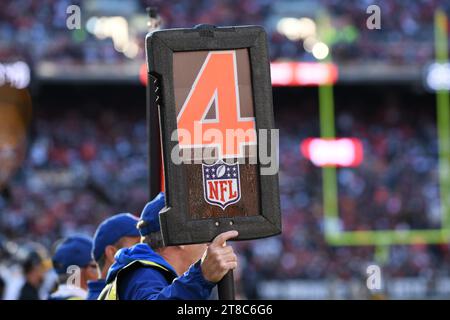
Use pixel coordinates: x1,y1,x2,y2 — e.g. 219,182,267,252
212,230,238,247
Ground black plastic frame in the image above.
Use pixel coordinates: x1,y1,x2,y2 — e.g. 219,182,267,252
146,25,281,245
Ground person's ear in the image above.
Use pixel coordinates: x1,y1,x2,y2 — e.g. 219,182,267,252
105,245,118,264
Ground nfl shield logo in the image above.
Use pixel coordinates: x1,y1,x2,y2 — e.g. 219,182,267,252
202,160,241,210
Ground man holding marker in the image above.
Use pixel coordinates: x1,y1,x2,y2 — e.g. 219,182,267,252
99,192,238,300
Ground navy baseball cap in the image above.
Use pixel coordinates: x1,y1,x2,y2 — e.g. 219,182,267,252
92,213,140,262
52,236,93,275
138,192,165,237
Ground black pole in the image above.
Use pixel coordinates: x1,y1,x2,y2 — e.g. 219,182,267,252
218,270,235,300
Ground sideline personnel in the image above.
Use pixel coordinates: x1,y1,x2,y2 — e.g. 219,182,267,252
99,192,238,300
87,213,141,300
49,236,97,300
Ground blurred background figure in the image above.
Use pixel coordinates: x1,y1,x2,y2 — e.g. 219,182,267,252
17,243,50,300
0,239,55,300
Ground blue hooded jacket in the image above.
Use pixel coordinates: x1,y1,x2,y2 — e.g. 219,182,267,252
86,279,106,300
106,243,215,300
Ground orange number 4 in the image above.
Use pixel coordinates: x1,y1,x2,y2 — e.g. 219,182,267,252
177,51,256,159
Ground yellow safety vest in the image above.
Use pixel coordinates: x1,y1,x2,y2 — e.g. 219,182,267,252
98,260,175,300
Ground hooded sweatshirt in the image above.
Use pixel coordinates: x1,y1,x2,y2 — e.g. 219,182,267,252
86,279,106,300
105,243,215,300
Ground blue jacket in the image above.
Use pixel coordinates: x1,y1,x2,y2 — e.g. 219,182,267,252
106,243,215,300
86,279,106,300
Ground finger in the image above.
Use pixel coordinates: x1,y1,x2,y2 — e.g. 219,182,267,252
222,261,237,271
221,253,237,263
212,231,239,247
221,246,234,255
212,246,234,255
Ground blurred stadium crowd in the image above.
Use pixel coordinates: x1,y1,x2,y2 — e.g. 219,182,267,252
238,91,450,299
0,0,448,65
1,0,450,300
1,88,449,299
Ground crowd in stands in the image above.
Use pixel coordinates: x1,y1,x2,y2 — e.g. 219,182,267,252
1,88,450,299
0,0,448,66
